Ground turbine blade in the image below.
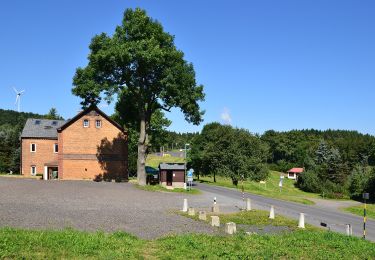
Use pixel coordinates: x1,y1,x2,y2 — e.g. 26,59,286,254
19,90,25,94
13,87,18,93
15,95,19,105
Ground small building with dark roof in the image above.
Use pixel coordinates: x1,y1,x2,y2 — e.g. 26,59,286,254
20,106,128,181
159,163,185,189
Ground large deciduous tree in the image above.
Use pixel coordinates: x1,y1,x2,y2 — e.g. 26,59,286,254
72,8,205,185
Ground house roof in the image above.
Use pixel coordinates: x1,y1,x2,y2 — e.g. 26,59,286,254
159,163,185,170
21,118,66,139
287,168,304,173
57,105,125,133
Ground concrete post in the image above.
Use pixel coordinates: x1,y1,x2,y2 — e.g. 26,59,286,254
225,222,237,235
345,224,352,236
182,198,188,212
211,216,220,227
246,198,252,211
188,207,195,216
212,204,220,213
198,211,207,221
269,205,275,219
298,213,305,229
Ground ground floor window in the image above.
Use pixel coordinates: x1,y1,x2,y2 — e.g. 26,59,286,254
31,166,36,176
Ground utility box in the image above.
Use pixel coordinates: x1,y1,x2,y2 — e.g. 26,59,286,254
363,193,370,200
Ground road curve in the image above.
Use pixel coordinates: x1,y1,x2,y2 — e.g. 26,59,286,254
196,182,375,241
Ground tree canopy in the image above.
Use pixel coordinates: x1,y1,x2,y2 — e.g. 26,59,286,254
72,8,205,185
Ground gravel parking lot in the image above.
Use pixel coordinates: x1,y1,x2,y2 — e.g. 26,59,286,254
0,177,220,239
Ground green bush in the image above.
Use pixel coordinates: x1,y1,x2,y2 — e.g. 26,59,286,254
320,181,348,199
297,170,322,193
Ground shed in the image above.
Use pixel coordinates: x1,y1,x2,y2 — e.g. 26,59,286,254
287,168,304,180
159,163,185,189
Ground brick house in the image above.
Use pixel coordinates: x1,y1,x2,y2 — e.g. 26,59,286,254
20,106,128,181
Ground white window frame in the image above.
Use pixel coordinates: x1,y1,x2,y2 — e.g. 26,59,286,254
83,119,89,128
54,143,58,153
96,120,102,128
31,166,36,176
30,143,36,152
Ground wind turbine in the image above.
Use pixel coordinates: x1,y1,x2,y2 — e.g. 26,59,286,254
13,87,25,112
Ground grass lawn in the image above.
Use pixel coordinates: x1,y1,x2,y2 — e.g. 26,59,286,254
135,184,201,194
198,171,326,205
1,227,374,259
146,153,185,168
180,208,315,230
343,203,375,220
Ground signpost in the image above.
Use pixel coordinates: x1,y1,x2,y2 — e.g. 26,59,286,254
279,175,284,192
363,192,369,239
187,169,194,191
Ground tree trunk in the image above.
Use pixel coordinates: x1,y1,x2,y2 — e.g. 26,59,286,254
137,115,147,186
213,172,216,182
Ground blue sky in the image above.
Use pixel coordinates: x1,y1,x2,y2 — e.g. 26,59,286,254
1,1,374,134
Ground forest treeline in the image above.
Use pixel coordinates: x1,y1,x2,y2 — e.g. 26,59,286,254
261,129,375,200
187,126,375,200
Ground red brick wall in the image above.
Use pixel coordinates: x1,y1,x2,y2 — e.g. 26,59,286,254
59,110,128,180
21,138,59,176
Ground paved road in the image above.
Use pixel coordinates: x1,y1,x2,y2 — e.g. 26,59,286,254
196,183,375,241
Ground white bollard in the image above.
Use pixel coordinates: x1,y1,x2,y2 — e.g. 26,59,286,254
345,224,352,236
298,213,305,229
269,205,275,219
246,198,252,211
182,198,188,212
212,197,220,213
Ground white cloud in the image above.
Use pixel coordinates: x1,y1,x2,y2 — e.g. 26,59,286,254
221,107,232,125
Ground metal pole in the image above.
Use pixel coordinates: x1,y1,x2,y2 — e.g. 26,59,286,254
363,198,367,239
241,174,244,203
185,143,187,189
185,143,189,190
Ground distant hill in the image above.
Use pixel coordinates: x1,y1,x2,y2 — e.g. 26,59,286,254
0,109,46,127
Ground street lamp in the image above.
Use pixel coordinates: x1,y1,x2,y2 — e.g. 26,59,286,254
184,143,190,186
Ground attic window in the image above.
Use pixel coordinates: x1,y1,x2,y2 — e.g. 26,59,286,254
83,119,89,128
52,121,57,126
35,120,41,125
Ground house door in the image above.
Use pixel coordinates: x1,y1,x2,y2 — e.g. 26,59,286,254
48,167,58,179
166,170,173,186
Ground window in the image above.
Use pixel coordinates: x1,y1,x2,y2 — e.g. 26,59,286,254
52,121,57,126
83,119,89,127
96,120,102,128
35,120,41,125
31,166,36,176
54,143,58,153
30,143,36,152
